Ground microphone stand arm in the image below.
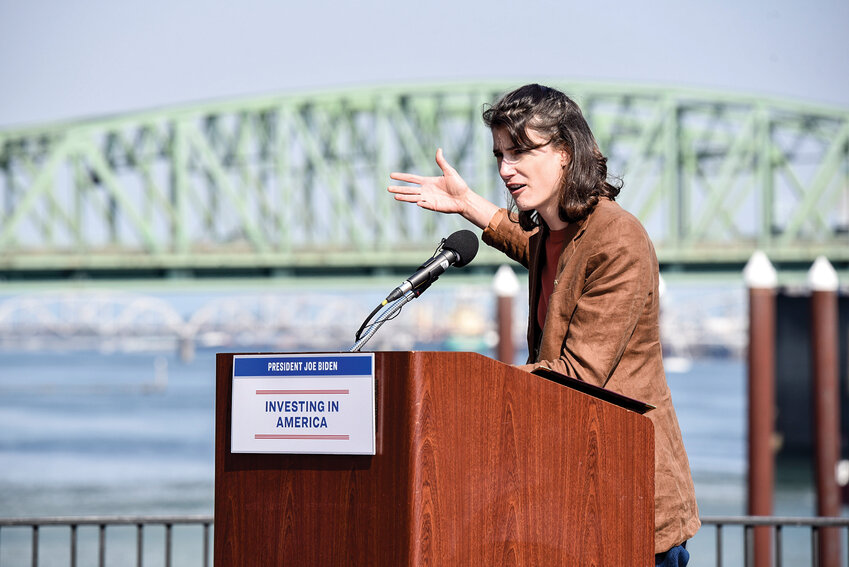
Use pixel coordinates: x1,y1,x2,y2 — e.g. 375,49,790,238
348,290,418,352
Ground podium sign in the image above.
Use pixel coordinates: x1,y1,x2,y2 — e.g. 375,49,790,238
230,353,375,454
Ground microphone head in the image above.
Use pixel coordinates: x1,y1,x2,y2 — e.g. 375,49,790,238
443,229,479,267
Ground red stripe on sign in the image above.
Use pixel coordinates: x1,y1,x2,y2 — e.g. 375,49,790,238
255,389,350,395
255,434,350,440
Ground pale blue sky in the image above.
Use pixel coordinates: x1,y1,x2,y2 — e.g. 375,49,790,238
0,0,847,128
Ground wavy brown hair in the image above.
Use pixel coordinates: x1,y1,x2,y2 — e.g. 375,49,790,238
482,84,621,230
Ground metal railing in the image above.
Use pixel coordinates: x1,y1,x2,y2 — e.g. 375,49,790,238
699,516,849,566
2,514,849,566
0,515,213,567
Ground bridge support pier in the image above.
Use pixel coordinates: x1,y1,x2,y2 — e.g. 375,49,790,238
179,338,195,363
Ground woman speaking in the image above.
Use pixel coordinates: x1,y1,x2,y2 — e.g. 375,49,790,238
388,84,699,566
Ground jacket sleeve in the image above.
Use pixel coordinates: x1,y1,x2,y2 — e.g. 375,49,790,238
520,215,657,388
481,209,535,269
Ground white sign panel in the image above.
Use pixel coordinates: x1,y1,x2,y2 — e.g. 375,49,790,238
230,353,375,455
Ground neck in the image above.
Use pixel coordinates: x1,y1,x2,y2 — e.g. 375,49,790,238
538,207,568,231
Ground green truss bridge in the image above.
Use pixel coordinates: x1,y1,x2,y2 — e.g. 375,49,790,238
1,82,847,281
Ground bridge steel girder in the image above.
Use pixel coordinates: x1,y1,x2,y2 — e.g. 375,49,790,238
1,82,847,278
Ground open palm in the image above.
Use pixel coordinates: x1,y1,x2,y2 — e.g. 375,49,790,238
388,148,471,214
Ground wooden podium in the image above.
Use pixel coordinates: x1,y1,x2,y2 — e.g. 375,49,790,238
215,351,654,566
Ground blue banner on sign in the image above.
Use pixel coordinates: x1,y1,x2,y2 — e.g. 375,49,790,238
233,355,373,377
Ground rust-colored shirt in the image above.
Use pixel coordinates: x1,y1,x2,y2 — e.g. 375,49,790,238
537,227,571,331
482,199,700,554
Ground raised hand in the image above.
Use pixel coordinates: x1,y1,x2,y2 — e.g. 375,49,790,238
388,149,499,229
388,148,471,215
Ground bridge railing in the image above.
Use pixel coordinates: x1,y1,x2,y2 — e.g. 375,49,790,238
2,514,849,566
1,83,847,277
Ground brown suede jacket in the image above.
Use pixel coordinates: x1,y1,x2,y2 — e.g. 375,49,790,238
482,198,700,554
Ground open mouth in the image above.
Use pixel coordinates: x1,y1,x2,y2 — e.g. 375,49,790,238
507,184,526,193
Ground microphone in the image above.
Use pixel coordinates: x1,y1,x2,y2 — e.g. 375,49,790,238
385,230,479,302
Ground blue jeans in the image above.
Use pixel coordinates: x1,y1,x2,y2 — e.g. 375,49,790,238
655,544,689,567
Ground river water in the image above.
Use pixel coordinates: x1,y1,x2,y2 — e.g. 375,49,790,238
0,345,836,565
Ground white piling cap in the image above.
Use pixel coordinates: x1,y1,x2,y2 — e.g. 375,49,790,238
807,256,839,292
493,265,520,298
743,250,777,289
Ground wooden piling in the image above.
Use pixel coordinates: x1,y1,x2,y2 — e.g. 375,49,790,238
809,256,841,567
493,265,519,365
744,251,777,567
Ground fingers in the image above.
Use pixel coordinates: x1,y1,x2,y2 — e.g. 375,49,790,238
393,193,424,204
434,148,456,176
389,172,422,184
387,184,421,195
392,149,455,183
388,184,422,204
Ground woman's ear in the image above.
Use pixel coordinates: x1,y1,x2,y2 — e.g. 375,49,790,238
559,149,570,168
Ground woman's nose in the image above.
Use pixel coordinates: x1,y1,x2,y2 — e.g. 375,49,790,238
499,159,515,179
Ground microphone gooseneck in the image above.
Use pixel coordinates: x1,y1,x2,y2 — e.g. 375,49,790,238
350,230,480,351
